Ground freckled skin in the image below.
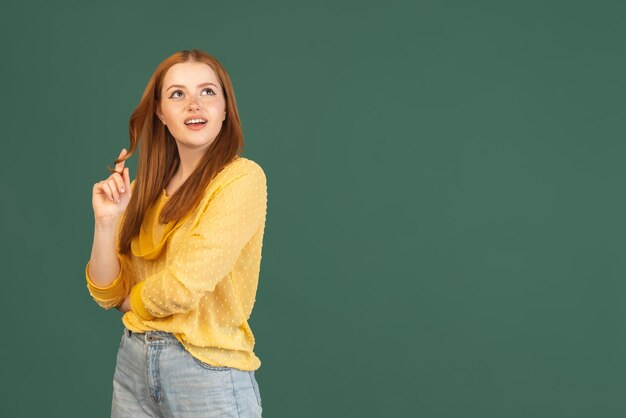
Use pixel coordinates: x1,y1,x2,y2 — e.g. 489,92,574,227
156,62,227,158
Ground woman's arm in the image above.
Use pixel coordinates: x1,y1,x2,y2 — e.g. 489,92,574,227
88,218,122,287
88,148,132,284
85,149,133,308
130,161,267,320
115,294,131,313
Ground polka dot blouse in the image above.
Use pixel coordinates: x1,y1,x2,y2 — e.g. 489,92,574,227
85,157,268,371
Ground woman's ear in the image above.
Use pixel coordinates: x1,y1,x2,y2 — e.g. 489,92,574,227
156,104,166,125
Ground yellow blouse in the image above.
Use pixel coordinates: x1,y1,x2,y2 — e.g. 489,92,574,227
85,157,267,371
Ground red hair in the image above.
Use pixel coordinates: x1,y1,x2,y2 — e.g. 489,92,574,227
113,49,244,255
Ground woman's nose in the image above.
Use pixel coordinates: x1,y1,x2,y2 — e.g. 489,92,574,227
187,97,201,111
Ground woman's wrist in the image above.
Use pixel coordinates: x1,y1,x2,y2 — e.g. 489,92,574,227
94,216,120,230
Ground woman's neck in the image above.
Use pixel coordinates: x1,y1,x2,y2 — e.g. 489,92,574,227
168,146,205,195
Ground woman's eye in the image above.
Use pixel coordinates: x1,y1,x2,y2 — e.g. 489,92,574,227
169,90,183,98
202,88,215,96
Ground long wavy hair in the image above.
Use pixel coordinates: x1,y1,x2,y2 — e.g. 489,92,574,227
112,49,244,255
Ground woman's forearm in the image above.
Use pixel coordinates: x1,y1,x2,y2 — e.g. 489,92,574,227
89,149,132,289
88,218,121,287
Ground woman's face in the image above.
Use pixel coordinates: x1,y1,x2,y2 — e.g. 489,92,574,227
156,62,226,153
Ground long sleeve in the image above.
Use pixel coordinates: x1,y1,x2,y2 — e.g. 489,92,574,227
85,253,132,310
130,162,267,320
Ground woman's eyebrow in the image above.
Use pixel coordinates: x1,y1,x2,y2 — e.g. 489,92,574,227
166,82,218,91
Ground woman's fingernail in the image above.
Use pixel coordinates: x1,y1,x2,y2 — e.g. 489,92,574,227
121,187,125,192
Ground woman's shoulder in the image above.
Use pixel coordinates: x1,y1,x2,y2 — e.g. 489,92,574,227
218,156,266,182
228,156,265,173
196,156,266,202
191,157,266,218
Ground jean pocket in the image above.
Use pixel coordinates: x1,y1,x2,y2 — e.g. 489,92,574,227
190,354,232,372
248,371,262,407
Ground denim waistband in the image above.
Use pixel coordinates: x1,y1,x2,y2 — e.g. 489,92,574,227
124,327,180,345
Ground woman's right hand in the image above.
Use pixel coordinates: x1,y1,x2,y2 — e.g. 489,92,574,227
92,148,132,222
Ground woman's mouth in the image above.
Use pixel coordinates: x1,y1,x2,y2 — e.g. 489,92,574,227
184,118,207,130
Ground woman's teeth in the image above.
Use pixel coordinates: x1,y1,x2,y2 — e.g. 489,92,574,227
185,119,206,125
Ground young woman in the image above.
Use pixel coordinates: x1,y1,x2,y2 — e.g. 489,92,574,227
85,49,266,417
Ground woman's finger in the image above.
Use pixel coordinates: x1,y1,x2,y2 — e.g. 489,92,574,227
104,181,116,202
115,148,127,174
93,180,106,195
107,178,120,202
123,167,131,192
96,180,114,202
110,172,125,194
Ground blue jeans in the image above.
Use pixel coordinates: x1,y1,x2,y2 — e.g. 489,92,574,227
111,328,263,417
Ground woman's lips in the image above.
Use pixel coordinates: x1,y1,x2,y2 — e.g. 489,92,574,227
185,122,206,131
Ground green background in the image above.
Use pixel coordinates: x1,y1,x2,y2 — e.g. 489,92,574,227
1,0,625,417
